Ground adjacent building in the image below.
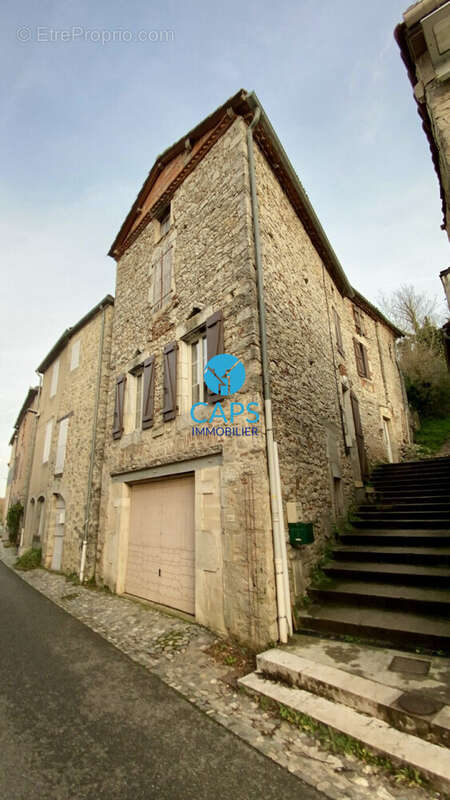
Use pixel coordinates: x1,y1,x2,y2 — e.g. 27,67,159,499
96,90,409,647
396,0,450,239
21,296,114,577
4,387,39,536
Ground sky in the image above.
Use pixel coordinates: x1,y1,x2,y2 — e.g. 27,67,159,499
0,0,449,494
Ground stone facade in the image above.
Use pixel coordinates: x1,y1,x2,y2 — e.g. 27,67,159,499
97,94,409,647
22,297,114,577
397,0,450,237
5,387,39,531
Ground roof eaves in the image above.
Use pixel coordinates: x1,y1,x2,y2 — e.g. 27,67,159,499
352,289,405,338
37,294,114,373
9,386,38,445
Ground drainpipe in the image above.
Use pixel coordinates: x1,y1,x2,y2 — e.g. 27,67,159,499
79,305,106,583
245,101,292,643
20,372,42,550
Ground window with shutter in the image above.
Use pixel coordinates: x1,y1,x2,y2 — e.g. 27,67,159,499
142,356,155,429
50,359,59,397
43,419,53,463
152,248,173,312
135,372,143,430
333,308,344,355
54,417,69,475
353,338,370,378
112,375,126,439
191,335,207,403
205,311,224,403
163,342,177,422
70,340,80,371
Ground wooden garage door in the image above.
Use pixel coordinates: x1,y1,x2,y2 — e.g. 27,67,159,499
125,475,195,614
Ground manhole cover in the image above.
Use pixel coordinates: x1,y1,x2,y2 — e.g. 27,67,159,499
389,656,430,676
397,692,443,716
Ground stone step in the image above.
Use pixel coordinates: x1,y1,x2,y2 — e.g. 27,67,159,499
332,544,450,565
296,603,450,651
371,479,450,491
238,671,450,793
339,529,450,546
373,457,450,470
255,648,450,748
352,517,450,529
310,579,450,615
360,502,450,512
357,509,450,520
323,560,450,586
375,490,450,500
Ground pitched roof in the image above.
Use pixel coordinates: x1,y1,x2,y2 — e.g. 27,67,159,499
9,386,38,445
37,295,114,373
109,89,354,297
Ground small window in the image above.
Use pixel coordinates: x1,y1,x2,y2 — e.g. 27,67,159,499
191,334,208,403
152,248,173,312
353,339,370,378
43,419,53,463
159,206,171,237
135,371,143,429
353,306,366,336
333,308,344,355
70,340,80,371
50,359,59,397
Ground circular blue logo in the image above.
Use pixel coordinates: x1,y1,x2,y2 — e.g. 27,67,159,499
204,354,246,397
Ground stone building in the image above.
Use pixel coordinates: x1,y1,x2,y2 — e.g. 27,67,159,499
97,90,409,648
21,296,114,577
395,0,450,238
4,387,39,533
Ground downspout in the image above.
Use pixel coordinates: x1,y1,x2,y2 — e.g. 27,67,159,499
245,103,292,642
20,373,42,550
79,304,106,583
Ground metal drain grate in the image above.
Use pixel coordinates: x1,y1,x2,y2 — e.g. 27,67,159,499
388,656,430,676
397,692,443,716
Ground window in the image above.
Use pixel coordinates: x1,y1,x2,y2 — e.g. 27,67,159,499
159,207,171,237
135,371,143,429
50,359,59,397
333,308,344,355
70,340,80,370
191,335,207,403
152,248,172,312
353,338,370,378
353,306,366,336
54,417,69,475
43,419,53,463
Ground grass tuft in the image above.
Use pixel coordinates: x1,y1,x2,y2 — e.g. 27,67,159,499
15,547,42,571
414,417,450,454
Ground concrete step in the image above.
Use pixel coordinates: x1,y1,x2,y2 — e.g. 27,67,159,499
373,457,450,469
375,490,450,501
255,648,450,748
322,560,450,586
357,509,450,520
238,671,450,793
339,529,450,546
297,603,450,651
310,579,450,615
332,544,450,566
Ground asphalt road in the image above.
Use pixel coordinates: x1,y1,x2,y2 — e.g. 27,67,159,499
0,562,324,800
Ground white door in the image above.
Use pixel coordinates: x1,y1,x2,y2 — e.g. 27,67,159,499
125,475,195,614
51,497,65,571
383,418,393,463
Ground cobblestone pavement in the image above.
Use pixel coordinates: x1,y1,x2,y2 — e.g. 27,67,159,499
0,542,442,800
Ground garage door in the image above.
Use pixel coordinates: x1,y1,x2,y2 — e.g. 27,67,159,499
125,475,195,614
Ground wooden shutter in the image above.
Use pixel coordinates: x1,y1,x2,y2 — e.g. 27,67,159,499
333,308,343,353
353,306,362,335
353,339,364,377
350,391,369,481
205,310,224,403
142,356,155,429
163,342,177,422
112,374,126,439
361,344,370,378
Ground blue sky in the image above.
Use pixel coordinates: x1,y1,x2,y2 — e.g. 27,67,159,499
1,0,448,493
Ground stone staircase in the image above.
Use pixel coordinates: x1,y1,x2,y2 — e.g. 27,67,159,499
296,456,450,653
